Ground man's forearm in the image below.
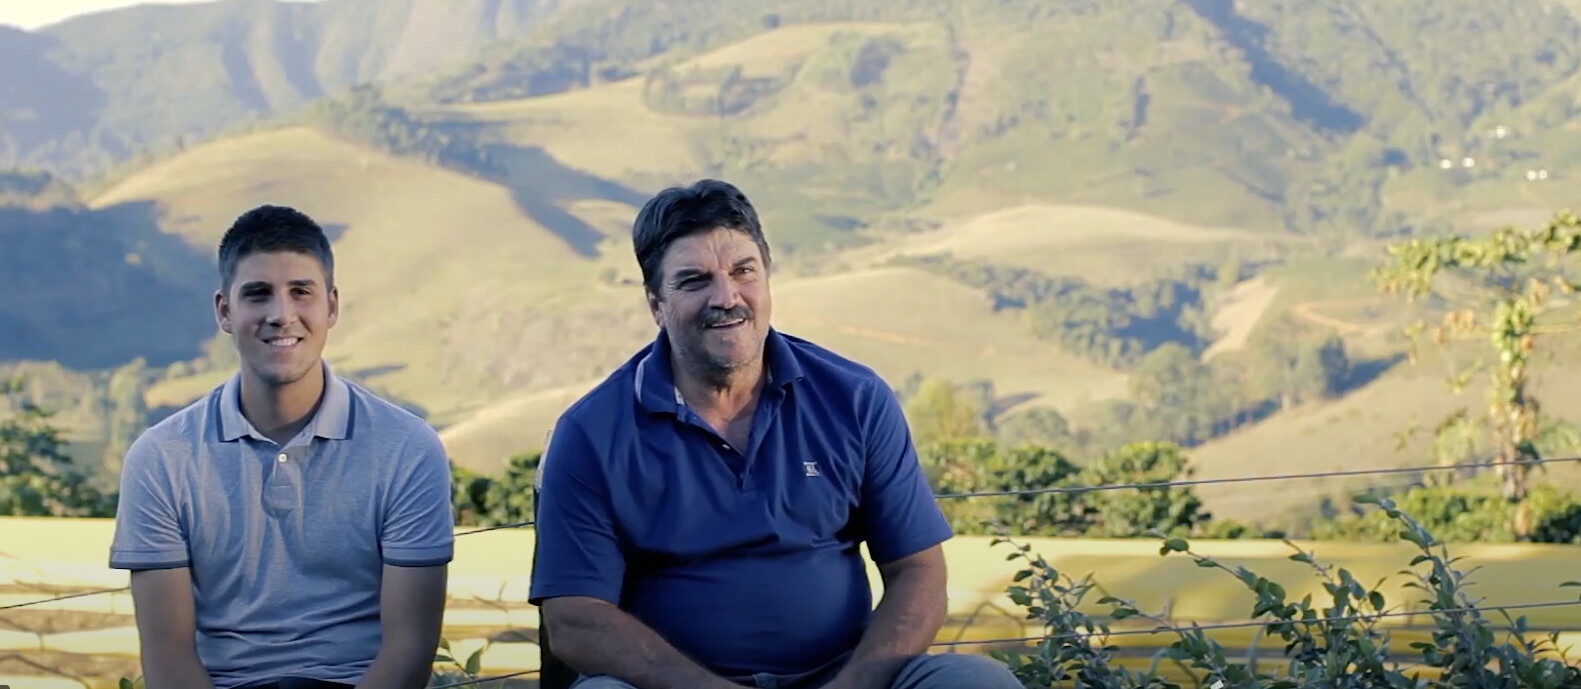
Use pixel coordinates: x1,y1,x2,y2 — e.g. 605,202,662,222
546,598,739,689
354,644,435,689
830,557,948,688
142,650,216,689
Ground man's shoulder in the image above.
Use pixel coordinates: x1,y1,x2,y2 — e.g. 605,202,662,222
341,378,433,434
778,331,886,394
554,343,650,431
129,384,224,462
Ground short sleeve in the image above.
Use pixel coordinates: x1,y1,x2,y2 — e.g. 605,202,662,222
380,426,455,567
856,378,954,565
109,433,190,571
528,416,626,606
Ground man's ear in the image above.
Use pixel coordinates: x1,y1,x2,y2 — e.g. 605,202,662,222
327,285,340,327
214,290,231,334
645,290,663,328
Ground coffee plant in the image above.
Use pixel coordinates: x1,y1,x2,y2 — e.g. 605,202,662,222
994,494,1581,688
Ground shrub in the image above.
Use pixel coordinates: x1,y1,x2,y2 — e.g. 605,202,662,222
926,440,1257,540
993,493,1581,688
452,452,540,527
1311,481,1581,544
0,377,115,517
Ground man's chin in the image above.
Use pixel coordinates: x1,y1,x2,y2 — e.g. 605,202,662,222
247,360,316,388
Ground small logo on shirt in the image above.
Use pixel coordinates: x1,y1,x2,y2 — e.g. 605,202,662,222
804,461,821,477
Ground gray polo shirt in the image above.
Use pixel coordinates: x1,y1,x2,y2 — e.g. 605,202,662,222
108,364,455,689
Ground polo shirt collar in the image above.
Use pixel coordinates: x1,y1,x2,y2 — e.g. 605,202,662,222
219,361,352,442
635,327,805,415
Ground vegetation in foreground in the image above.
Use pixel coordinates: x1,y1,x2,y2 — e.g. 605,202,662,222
991,494,1581,688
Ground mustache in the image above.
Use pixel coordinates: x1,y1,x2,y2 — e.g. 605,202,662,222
700,306,753,327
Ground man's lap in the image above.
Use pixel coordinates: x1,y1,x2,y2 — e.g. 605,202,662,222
233,678,355,689
569,653,1022,689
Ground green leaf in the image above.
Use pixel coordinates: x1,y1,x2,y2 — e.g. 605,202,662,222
466,648,483,676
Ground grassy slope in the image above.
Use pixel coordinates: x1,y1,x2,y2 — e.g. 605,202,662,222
105,23,1160,470
842,203,1285,286
96,126,656,427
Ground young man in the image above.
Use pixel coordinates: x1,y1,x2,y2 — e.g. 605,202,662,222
109,205,454,689
529,180,1023,689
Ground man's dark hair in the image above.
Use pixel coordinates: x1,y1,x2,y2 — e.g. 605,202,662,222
217,205,335,293
633,179,770,295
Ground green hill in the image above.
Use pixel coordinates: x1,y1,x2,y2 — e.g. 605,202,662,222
9,0,1581,525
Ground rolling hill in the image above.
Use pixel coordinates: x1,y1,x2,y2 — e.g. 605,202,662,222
10,0,1581,523
0,0,594,176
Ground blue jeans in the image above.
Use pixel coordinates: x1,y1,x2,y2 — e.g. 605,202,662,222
569,652,1022,689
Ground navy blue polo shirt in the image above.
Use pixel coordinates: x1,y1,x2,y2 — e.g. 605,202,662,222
529,328,953,677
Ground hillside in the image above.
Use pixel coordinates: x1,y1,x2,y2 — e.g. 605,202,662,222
0,0,590,176
95,125,658,428
9,0,1581,522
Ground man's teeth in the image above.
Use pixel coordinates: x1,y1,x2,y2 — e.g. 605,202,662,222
268,338,300,347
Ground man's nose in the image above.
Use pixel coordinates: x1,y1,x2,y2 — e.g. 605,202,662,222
705,276,742,309
265,294,296,325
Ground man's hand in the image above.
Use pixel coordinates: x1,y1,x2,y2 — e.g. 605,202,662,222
822,545,948,689
541,596,740,689
354,564,448,689
129,568,217,689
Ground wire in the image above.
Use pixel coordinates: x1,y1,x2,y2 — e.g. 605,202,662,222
0,585,129,611
428,669,539,688
933,455,1581,499
929,599,1581,648
456,520,535,536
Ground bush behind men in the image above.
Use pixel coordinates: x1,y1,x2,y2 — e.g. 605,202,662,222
111,181,1021,688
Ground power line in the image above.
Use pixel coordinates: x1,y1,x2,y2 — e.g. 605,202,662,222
929,599,1581,648
456,520,535,536
0,585,129,611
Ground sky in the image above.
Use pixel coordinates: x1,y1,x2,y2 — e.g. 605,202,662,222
0,0,325,31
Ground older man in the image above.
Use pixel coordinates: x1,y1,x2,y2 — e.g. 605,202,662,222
529,180,1022,689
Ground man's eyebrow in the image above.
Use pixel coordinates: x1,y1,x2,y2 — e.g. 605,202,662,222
238,278,318,291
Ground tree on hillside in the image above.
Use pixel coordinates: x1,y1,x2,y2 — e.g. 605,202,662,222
902,377,988,446
995,406,1074,450
0,377,114,517
1245,317,1351,411
1375,211,1581,540
100,358,149,478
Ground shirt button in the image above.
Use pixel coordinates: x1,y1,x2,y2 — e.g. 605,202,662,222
277,453,288,463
